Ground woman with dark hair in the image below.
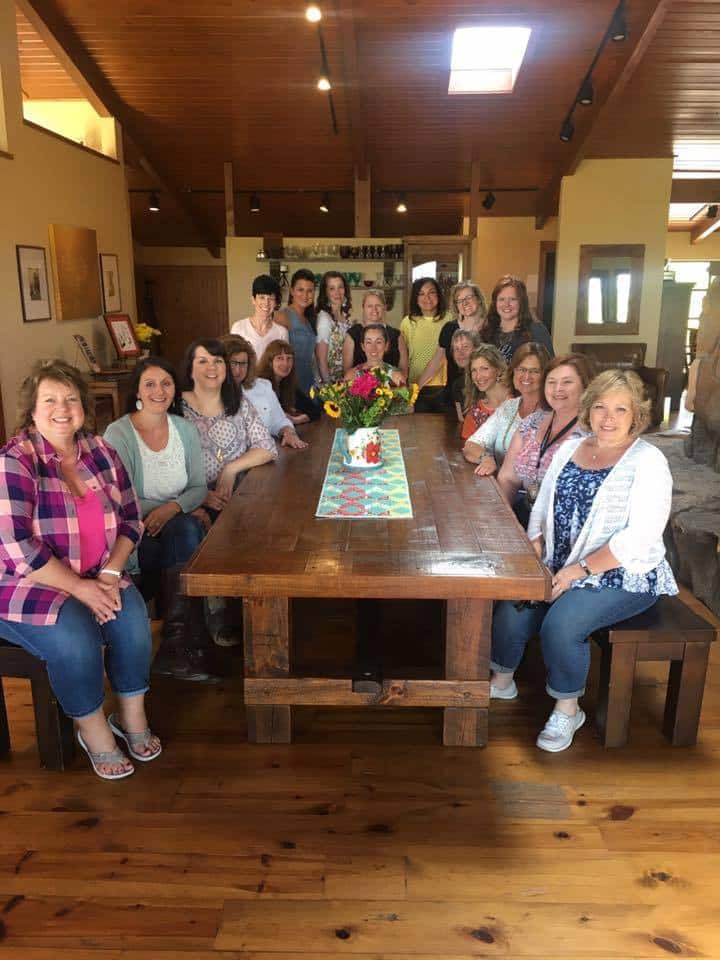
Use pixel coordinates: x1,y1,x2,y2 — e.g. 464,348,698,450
342,289,408,380
181,339,277,520
221,334,308,449
104,357,215,682
483,276,554,363
417,280,487,410
230,273,288,367
400,277,447,412
0,360,159,779
315,270,352,382
464,341,551,473
497,353,594,525
343,324,406,386
257,339,320,424
275,268,318,396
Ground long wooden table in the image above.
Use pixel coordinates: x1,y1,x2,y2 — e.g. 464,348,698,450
182,415,550,746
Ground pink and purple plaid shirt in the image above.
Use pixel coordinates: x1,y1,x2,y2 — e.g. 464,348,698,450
0,429,142,625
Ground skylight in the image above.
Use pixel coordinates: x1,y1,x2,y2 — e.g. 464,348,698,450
449,26,531,95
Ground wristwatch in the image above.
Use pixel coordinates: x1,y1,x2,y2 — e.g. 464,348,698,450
577,558,592,578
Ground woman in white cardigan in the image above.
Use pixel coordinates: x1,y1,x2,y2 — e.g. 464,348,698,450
490,370,678,753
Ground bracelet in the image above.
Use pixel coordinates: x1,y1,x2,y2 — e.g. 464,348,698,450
577,558,592,578
100,567,122,578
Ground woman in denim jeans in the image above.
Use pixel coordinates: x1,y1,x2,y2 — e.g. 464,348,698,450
490,370,678,753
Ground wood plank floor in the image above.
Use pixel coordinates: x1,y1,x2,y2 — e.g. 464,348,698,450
0,596,718,959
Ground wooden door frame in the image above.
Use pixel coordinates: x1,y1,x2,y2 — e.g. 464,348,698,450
536,240,557,329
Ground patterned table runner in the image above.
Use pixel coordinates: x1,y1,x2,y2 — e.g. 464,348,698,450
315,429,413,519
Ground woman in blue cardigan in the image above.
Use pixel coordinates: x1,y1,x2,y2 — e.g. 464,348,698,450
104,357,218,682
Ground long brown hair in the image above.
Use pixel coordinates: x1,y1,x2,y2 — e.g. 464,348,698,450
257,339,297,412
484,276,534,343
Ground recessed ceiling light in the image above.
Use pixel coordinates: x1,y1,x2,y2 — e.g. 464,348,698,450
306,5,322,22
448,26,531,95
317,76,331,91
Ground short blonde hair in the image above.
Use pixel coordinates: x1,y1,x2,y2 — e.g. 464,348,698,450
361,288,387,318
16,359,93,434
450,281,487,323
578,369,650,436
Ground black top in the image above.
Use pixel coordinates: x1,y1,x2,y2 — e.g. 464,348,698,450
294,389,321,422
488,321,554,363
347,323,402,368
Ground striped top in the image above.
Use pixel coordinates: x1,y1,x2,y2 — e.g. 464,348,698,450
0,429,142,625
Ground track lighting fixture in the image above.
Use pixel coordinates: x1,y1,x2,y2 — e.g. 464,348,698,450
319,193,330,213
560,116,575,142
148,191,160,213
305,4,322,22
577,77,594,106
481,191,496,211
249,193,261,213
317,76,331,91
708,204,719,219
396,193,408,213
609,1,628,42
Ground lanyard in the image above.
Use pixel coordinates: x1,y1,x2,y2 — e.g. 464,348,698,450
535,413,577,471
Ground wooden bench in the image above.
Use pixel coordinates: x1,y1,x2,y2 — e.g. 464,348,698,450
0,638,76,770
595,594,717,747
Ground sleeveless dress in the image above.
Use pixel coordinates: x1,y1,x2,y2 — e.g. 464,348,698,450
285,307,317,395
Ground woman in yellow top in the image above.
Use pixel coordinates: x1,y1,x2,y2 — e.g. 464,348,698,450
400,277,447,413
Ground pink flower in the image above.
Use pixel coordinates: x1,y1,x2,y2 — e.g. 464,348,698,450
349,372,379,400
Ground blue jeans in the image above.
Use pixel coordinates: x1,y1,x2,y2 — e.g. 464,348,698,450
491,586,658,699
138,511,205,572
0,584,151,718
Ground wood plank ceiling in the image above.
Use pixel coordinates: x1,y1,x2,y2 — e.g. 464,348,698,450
15,0,720,248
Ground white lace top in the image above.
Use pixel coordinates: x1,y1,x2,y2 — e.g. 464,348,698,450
132,417,188,503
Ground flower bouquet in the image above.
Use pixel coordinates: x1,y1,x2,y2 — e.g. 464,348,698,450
312,367,419,469
134,322,162,354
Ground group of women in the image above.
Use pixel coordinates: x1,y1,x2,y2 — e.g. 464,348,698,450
0,269,678,777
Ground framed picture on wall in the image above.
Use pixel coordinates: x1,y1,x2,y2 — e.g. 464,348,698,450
104,313,141,358
99,252,122,312
16,245,52,322
48,223,102,321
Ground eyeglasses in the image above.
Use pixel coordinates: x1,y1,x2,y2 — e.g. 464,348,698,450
515,366,542,376
454,295,476,308
230,360,249,368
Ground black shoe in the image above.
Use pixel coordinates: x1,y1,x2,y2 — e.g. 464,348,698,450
153,647,222,683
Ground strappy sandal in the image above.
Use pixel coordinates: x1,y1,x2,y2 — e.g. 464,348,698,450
76,731,134,781
107,713,162,762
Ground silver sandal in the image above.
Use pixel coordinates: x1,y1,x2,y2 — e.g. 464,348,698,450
77,731,134,780
107,713,162,762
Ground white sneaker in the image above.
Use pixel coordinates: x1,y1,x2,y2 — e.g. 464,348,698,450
490,678,518,700
536,709,586,752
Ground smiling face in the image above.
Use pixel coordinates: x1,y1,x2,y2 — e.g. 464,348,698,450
191,345,226,391
326,276,346,306
362,329,388,366
33,377,85,448
495,284,520,327
470,357,498,393
589,388,635,444
229,352,249,387
454,287,480,322
544,363,585,415
417,282,439,317
291,278,316,312
137,365,175,414
272,351,294,381
452,336,474,370
362,294,385,325
252,292,277,321
512,356,543,396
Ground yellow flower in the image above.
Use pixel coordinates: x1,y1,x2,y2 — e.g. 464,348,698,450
309,387,316,399
410,383,420,405
324,400,341,418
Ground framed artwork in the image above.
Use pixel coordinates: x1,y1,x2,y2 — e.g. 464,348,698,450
48,223,102,321
73,334,102,373
99,252,122,312
104,313,141,358
16,245,52,322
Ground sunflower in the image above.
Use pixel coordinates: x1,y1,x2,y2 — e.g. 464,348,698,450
324,400,342,418
410,383,420,405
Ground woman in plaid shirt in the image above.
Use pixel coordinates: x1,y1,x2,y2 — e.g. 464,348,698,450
0,361,160,780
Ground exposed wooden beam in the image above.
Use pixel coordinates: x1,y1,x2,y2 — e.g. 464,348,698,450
691,211,720,244
671,179,720,204
354,167,371,237
535,0,673,229
21,0,221,257
469,159,482,239
224,161,236,239
336,0,368,179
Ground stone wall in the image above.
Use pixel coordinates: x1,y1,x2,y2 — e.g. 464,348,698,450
685,277,720,472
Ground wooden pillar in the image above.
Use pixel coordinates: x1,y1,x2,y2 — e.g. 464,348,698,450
469,158,482,240
223,161,236,238
354,166,371,238
443,598,491,746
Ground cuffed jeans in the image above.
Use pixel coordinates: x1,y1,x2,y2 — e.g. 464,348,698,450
138,511,205,572
0,584,151,718
491,585,658,699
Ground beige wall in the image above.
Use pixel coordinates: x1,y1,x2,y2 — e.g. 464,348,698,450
471,217,558,308
666,231,720,261
135,244,226,267
554,158,673,365
0,0,135,431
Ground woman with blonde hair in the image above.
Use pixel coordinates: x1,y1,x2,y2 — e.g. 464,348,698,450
490,369,677,753
342,288,408,380
461,344,509,440
416,280,487,411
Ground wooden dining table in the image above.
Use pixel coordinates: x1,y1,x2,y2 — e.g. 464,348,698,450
182,415,551,746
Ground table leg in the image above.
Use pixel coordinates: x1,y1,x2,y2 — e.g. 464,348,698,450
243,596,292,743
443,598,491,747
